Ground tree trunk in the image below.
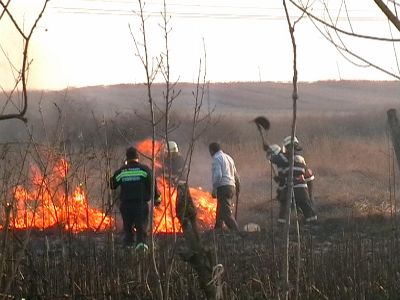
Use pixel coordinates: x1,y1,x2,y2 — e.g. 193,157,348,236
176,183,216,300
387,109,400,170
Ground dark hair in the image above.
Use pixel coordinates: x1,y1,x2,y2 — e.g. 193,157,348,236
126,147,138,160
209,142,221,154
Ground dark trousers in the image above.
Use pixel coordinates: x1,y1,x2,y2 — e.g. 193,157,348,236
278,187,316,221
215,185,239,231
120,201,149,246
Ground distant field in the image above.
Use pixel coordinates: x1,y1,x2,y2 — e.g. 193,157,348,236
19,80,400,115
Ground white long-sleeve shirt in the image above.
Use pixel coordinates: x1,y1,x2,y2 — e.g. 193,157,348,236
211,150,240,190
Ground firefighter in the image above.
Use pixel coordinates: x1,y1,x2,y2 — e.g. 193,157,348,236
304,165,315,203
209,142,240,231
282,136,316,203
270,136,317,224
264,144,286,200
110,147,161,250
162,141,186,184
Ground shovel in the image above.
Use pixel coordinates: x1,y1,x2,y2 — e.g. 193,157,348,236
253,116,278,177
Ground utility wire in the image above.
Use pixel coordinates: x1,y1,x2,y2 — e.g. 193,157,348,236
52,6,388,22
50,0,387,21
54,0,386,14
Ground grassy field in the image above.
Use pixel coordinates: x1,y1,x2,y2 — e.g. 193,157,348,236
1,80,400,299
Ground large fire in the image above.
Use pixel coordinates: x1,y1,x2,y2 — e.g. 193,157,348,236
4,158,112,232
137,139,217,233
2,139,216,234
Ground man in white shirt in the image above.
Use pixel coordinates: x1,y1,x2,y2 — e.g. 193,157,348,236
209,142,240,231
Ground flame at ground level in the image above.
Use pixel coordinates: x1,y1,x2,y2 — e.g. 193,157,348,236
136,139,217,233
2,139,218,234
2,160,112,233
153,179,217,233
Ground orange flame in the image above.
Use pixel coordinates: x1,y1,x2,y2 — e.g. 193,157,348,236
136,139,217,233
136,139,163,170
4,160,112,232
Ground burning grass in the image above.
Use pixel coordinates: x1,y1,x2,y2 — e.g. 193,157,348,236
136,139,217,233
1,139,218,235
2,156,113,232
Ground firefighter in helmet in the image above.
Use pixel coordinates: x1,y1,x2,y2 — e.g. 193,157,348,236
162,141,186,185
269,137,317,224
282,136,315,202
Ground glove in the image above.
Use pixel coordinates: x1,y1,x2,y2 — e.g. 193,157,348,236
154,195,162,207
211,190,217,199
273,176,281,183
276,189,281,200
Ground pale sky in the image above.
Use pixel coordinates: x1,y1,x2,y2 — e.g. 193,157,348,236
1,0,400,90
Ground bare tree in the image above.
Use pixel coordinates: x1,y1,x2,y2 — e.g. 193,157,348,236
129,1,164,299
0,0,50,122
282,1,303,299
0,2,50,297
176,42,220,300
129,1,216,298
157,2,181,298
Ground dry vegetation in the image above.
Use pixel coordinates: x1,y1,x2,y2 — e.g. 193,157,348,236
1,81,400,299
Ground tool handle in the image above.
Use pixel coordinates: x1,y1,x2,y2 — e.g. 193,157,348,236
234,193,239,220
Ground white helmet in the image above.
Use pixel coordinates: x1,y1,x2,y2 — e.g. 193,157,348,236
282,135,299,147
268,144,281,155
166,141,179,153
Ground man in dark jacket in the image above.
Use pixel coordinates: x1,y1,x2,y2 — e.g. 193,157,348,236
110,147,161,250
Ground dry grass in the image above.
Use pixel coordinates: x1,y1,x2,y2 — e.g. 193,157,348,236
0,88,395,227
187,110,395,227
2,82,400,299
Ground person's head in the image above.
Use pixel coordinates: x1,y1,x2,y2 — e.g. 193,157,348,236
165,141,179,154
126,146,139,161
267,144,281,157
208,142,221,156
282,135,302,152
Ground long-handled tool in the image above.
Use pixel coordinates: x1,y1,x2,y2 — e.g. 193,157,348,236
253,116,277,177
234,190,239,220
253,116,270,148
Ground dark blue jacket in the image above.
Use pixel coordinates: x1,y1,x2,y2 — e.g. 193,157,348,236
110,160,160,203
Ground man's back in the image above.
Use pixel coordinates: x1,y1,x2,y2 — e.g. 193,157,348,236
110,161,151,203
212,150,238,189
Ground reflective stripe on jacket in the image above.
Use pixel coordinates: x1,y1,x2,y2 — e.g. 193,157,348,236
110,161,160,203
270,152,311,189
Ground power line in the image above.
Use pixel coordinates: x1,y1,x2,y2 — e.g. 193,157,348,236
77,0,285,11
51,6,387,22
58,0,381,14
52,8,292,20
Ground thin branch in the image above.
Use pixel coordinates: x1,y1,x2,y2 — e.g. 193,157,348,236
0,0,11,20
307,9,400,79
290,0,400,41
0,0,26,38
